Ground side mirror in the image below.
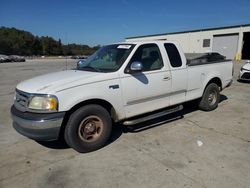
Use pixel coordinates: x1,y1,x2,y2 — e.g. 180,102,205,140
130,61,143,72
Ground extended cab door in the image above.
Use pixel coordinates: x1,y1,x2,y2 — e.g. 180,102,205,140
164,43,188,105
120,43,172,118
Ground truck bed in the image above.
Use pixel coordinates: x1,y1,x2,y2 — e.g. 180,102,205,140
185,53,230,66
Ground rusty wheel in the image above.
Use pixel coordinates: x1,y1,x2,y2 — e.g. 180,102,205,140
78,115,104,142
64,105,112,153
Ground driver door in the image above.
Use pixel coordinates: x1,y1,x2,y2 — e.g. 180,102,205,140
120,43,172,118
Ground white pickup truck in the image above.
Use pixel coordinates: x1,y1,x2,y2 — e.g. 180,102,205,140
11,41,233,152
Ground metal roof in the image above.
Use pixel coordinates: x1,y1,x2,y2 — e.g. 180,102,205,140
126,24,250,39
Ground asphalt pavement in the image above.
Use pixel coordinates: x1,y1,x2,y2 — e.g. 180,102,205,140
0,59,249,188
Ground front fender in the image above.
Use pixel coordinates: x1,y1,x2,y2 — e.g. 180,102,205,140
55,81,126,120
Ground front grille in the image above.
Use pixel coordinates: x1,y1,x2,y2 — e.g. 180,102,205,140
14,89,29,112
242,72,250,80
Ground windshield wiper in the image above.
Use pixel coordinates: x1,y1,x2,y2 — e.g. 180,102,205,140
79,66,102,72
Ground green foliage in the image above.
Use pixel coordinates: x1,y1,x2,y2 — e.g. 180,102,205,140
0,27,100,56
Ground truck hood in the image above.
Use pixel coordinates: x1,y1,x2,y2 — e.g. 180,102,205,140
243,63,250,70
16,70,110,94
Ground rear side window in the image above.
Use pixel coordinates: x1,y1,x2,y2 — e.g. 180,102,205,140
164,43,182,67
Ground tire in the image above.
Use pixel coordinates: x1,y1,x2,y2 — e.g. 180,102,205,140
198,83,220,111
64,104,112,153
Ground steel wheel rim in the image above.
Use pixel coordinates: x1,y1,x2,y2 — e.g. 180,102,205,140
208,90,217,105
78,115,103,142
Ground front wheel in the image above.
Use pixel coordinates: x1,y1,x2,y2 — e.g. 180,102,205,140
198,83,220,111
64,105,112,153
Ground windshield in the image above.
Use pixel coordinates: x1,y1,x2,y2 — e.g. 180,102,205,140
77,44,135,72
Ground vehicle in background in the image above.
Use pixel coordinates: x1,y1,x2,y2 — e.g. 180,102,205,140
11,41,233,153
9,55,25,62
71,55,88,60
239,60,250,81
0,54,11,63
0,54,25,63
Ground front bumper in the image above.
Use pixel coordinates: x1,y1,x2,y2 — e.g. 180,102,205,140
239,69,250,81
11,105,65,141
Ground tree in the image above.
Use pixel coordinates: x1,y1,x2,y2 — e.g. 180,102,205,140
0,27,99,56
32,37,43,55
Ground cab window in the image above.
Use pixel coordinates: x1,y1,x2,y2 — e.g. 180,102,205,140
164,43,182,68
129,44,163,72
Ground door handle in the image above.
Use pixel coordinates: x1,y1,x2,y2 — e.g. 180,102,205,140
163,76,171,81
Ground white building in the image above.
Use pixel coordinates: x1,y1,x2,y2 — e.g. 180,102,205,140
125,24,250,60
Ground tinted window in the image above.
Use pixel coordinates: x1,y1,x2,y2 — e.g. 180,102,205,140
164,43,182,67
129,44,163,72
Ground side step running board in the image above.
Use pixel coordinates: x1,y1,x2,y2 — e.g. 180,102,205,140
123,105,183,126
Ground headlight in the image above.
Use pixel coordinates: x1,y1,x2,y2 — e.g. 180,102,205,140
28,96,58,111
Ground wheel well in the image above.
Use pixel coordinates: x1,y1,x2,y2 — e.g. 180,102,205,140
69,99,113,115
206,77,222,91
59,99,115,140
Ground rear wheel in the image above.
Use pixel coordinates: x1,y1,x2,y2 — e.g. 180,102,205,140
198,83,220,111
64,105,112,153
